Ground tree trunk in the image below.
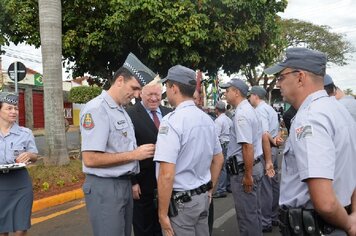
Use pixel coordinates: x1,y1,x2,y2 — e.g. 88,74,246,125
38,0,69,166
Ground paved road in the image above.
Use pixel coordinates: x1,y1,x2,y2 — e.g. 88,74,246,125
30,194,280,236
35,130,81,156
31,133,284,235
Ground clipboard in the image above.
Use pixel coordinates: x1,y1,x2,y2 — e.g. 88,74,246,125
0,163,26,173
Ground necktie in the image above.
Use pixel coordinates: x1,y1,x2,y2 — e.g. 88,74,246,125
151,110,160,129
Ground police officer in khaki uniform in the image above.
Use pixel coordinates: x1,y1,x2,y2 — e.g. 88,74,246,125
154,65,224,236
265,47,356,235
80,53,156,236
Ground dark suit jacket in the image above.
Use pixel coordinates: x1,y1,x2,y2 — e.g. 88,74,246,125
126,102,172,194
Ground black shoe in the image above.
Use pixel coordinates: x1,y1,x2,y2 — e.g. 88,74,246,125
212,192,227,198
226,187,232,193
262,226,273,233
272,220,279,226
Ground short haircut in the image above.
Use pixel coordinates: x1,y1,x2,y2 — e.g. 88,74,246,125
111,67,135,86
324,83,336,96
166,80,195,97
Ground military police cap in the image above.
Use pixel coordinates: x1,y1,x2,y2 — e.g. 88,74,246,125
220,78,249,97
215,101,226,110
123,52,156,86
249,86,267,98
264,47,327,76
0,92,18,105
160,65,197,86
323,74,334,86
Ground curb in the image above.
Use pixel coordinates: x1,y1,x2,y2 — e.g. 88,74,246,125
32,188,84,213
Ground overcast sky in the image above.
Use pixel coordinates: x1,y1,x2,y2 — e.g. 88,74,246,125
280,0,356,92
2,0,356,91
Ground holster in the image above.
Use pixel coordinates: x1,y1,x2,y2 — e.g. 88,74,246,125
154,189,178,217
279,206,293,236
288,208,304,235
302,210,318,236
226,156,240,175
168,196,178,217
279,206,334,236
153,189,158,209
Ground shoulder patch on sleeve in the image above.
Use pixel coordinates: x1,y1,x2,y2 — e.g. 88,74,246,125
82,113,95,130
295,125,313,140
237,117,247,125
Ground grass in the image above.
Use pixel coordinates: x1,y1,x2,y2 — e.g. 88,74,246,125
28,157,84,194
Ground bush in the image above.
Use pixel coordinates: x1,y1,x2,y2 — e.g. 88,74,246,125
69,86,102,104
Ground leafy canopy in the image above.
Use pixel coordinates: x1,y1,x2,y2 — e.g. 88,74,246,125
281,19,354,66
0,0,287,79
243,18,354,91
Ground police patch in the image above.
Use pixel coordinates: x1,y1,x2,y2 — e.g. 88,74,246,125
295,125,313,140
237,117,247,125
82,113,95,130
159,126,169,134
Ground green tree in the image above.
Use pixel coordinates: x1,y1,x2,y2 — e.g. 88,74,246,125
39,0,69,166
344,88,354,96
0,0,286,79
281,19,354,66
242,18,354,94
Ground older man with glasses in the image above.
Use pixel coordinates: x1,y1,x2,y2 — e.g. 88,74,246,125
265,47,356,236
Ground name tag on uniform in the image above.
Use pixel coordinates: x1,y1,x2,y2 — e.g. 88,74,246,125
159,126,169,134
295,125,313,140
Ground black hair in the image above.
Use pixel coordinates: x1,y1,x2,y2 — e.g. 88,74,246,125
324,83,336,96
111,67,135,86
166,80,195,97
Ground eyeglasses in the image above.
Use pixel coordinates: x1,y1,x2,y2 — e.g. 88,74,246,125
277,70,300,81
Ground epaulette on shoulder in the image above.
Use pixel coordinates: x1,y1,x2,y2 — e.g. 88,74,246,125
18,126,32,134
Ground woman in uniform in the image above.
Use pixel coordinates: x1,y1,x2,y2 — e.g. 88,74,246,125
0,92,38,236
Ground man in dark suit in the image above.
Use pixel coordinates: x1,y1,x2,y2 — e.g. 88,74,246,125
126,82,172,236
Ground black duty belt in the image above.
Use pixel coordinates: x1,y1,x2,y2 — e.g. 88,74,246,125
279,205,352,235
167,181,213,217
237,157,261,168
226,156,261,175
173,181,212,198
